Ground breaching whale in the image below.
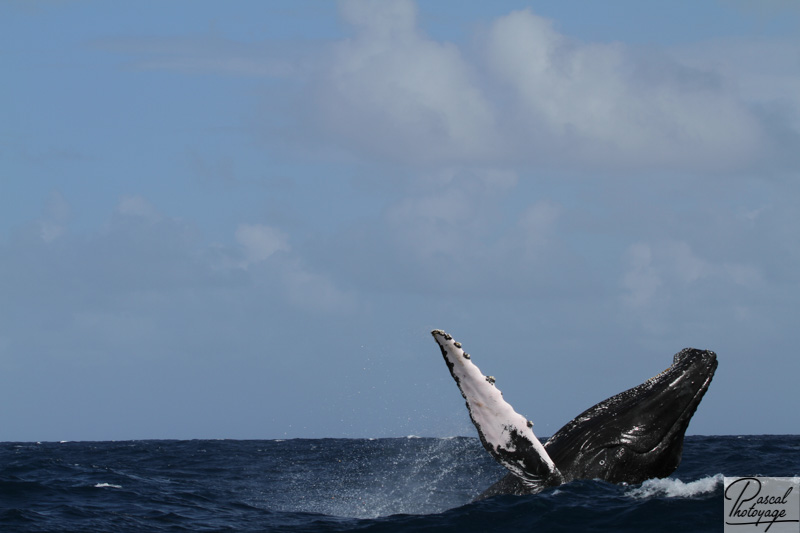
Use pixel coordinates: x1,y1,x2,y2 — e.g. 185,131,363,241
431,329,717,498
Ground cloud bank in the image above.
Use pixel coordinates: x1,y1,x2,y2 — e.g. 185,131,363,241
4,0,800,439
103,0,794,174
306,1,776,173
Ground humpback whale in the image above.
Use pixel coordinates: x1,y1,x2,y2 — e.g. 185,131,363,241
431,329,717,499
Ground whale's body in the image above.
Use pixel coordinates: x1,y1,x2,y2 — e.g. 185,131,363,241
431,330,717,498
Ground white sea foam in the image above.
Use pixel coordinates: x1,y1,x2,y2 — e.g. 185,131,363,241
94,483,122,489
626,474,723,499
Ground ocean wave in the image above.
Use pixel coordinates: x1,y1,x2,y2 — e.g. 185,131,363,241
626,474,723,499
94,483,122,489
2,436,795,532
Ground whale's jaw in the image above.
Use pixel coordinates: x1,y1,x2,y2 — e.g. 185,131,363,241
544,347,717,485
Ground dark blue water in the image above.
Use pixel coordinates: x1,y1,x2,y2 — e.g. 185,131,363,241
1,435,798,532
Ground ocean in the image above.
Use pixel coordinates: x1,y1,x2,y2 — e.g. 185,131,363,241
1,435,798,532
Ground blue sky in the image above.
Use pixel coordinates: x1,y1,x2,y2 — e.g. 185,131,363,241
2,1,799,442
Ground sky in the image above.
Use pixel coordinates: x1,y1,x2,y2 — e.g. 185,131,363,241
2,0,799,442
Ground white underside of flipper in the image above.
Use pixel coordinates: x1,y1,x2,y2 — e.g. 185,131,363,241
432,330,562,489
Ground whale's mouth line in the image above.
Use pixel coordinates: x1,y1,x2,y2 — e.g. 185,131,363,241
626,359,717,455
669,355,717,427
650,371,714,451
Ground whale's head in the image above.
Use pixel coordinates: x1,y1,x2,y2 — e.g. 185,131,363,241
543,348,717,485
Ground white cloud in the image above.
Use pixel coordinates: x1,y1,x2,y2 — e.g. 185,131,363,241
38,190,70,243
315,172,589,299
621,241,713,309
723,263,763,289
235,223,290,267
338,0,417,37
481,9,766,171
622,243,662,308
230,223,354,312
384,171,517,264
117,195,161,221
621,241,712,309
94,1,797,174
229,221,359,313
667,241,711,283
621,240,763,310
667,38,800,161
315,0,500,164
39,221,65,243
516,201,561,252
282,264,357,314
286,1,791,172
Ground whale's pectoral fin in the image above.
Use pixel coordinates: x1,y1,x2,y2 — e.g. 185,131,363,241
431,330,563,491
